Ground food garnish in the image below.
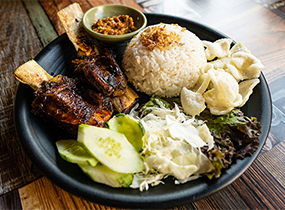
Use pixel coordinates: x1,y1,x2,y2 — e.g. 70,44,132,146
140,23,185,51
92,15,137,35
57,138,134,188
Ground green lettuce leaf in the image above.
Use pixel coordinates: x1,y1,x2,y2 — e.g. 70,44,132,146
198,108,262,178
139,96,173,117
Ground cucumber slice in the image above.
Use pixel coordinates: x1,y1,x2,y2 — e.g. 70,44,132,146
79,163,133,188
77,124,143,173
107,113,145,152
56,139,98,167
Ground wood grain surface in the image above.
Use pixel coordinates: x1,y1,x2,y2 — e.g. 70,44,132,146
0,0,43,196
1,0,285,209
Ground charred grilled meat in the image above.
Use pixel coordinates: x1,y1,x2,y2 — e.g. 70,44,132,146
14,60,114,137
32,75,113,132
72,49,139,113
73,48,127,97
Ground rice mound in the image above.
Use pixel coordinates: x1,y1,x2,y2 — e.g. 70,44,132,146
122,23,207,97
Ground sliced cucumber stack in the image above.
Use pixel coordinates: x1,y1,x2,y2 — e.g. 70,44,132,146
56,139,98,167
77,124,144,174
79,163,133,188
107,113,145,152
56,117,145,188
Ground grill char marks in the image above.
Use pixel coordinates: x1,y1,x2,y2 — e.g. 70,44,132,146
31,75,114,132
73,48,127,97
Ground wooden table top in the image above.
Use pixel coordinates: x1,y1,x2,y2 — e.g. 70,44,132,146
1,0,285,209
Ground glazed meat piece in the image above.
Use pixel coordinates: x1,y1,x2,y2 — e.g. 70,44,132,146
73,48,127,97
31,75,114,136
14,60,114,137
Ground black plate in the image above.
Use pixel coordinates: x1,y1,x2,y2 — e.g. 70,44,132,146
14,13,272,209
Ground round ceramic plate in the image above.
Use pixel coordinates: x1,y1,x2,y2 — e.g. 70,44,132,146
14,13,272,209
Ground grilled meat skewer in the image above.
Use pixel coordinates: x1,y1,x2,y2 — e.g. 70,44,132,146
14,60,114,137
58,3,139,113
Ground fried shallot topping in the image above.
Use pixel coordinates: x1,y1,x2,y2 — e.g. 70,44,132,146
139,23,185,51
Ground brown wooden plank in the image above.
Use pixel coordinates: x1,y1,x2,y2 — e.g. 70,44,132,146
87,0,145,12
19,176,122,210
70,0,92,12
192,187,249,210
17,154,285,210
206,2,285,84
23,0,58,46
19,177,190,210
88,0,112,7
106,0,145,12
54,0,72,10
0,0,43,196
39,0,66,36
239,160,285,208
0,190,22,210
191,156,285,209
258,140,285,188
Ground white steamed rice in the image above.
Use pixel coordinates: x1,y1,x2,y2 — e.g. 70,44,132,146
122,23,207,97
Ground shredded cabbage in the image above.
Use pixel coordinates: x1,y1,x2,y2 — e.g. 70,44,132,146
130,103,214,191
